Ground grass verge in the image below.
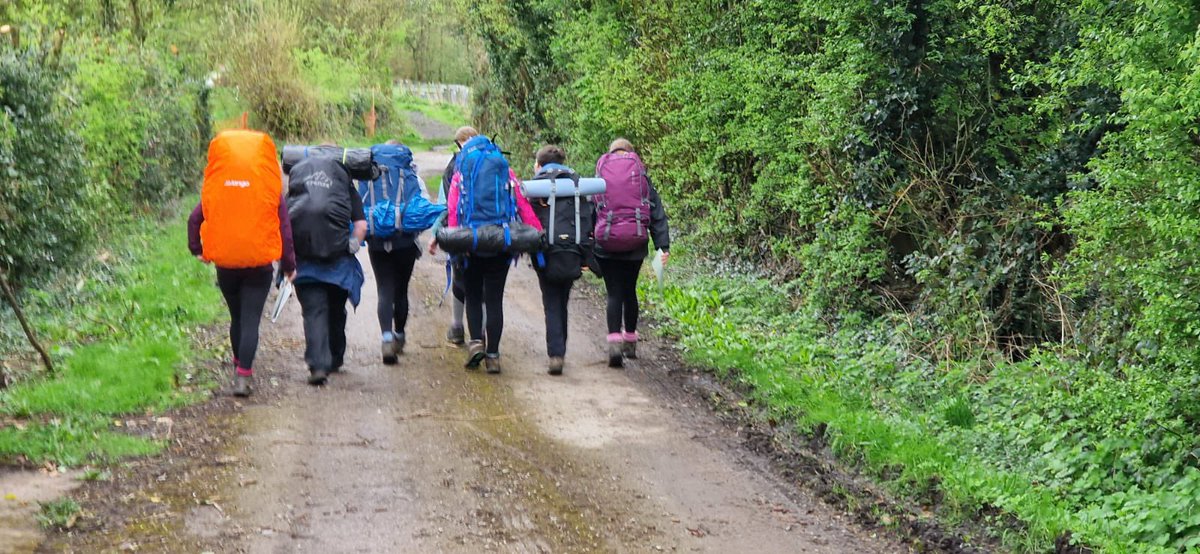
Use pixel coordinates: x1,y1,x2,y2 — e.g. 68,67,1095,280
643,244,1193,553
0,199,225,467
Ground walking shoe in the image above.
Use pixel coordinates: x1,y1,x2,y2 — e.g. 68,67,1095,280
232,375,252,397
622,332,639,359
485,355,502,374
465,340,486,369
446,324,465,346
395,332,406,355
381,338,399,365
308,368,329,386
547,357,564,376
607,341,624,369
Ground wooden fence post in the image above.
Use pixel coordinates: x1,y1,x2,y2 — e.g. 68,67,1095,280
0,25,18,49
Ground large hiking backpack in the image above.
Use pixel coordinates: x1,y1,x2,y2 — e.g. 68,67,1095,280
286,157,353,261
436,135,541,254
456,135,514,228
594,151,652,252
524,168,599,283
281,145,377,181
359,144,419,239
200,129,283,269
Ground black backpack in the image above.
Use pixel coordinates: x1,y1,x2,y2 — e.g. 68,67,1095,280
531,168,595,284
286,157,353,261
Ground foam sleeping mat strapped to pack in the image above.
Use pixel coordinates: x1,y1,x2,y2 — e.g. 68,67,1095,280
281,145,378,181
435,223,543,255
521,178,607,198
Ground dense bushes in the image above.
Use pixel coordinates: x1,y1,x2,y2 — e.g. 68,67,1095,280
465,0,1200,380
0,35,207,289
464,0,1200,550
0,51,93,285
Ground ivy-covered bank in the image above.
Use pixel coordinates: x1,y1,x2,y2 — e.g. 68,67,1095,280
465,1,1200,551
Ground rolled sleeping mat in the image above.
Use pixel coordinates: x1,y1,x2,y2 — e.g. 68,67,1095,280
435,223,543,255
281,145,378,180
521,177,606,198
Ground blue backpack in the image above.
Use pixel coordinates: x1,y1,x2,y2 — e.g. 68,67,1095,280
358,143,445,238
455,135,517,232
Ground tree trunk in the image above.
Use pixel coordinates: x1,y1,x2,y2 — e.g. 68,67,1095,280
128,0,145,44
0,269,54,375
100,0,117,32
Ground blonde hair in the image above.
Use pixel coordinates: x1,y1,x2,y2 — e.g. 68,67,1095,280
455,126,480,144
608,138,635,154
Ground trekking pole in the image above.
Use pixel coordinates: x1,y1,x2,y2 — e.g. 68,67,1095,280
0,268,55,375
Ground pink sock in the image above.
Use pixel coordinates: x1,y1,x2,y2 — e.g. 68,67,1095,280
236,366,253,377
607,332,623,343
623,331,639,343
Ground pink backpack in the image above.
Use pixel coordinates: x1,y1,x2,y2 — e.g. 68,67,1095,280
594,151,652,252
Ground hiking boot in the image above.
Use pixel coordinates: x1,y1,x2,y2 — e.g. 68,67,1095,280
395,332,406,355
465,340,486,369
308,368,329,386
232,375,252,397
381,338,399,365
547,357,564,376
446,325,466,346
622,341,638,359
607,341,624,368
485,355,502,374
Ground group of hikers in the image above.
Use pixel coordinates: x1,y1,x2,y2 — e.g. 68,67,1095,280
187,126,670,397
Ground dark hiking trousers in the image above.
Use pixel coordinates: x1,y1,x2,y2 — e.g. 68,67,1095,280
599,257,643,334
216,266,273,371
368,244,420,335
537,273,574,358
463,254,512,355
295,282,349,372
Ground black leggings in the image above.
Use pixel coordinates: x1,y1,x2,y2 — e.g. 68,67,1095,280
216,266,273,370
599,258,643,335
463,254,512,355
537,273,573,357
368,244,420,336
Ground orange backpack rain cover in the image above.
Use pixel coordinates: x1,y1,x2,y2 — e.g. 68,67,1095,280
200,130,283,268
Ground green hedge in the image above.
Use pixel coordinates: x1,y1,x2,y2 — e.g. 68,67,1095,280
0,40,206,289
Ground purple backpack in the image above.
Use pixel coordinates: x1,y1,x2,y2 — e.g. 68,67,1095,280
594,151,651,252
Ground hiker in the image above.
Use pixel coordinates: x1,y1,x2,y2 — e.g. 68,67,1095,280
361,140,432,364
430,134,543,373
593,138,670,368
188,129,296,397
286,149,367,385
528,145,594,375
437,126,478,346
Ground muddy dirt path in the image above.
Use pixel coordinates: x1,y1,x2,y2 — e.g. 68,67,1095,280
37,151,907,553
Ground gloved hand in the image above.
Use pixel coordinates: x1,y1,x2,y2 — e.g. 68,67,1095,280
348,237,361,254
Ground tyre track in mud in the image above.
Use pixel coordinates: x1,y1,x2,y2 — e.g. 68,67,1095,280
36,151,908,553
